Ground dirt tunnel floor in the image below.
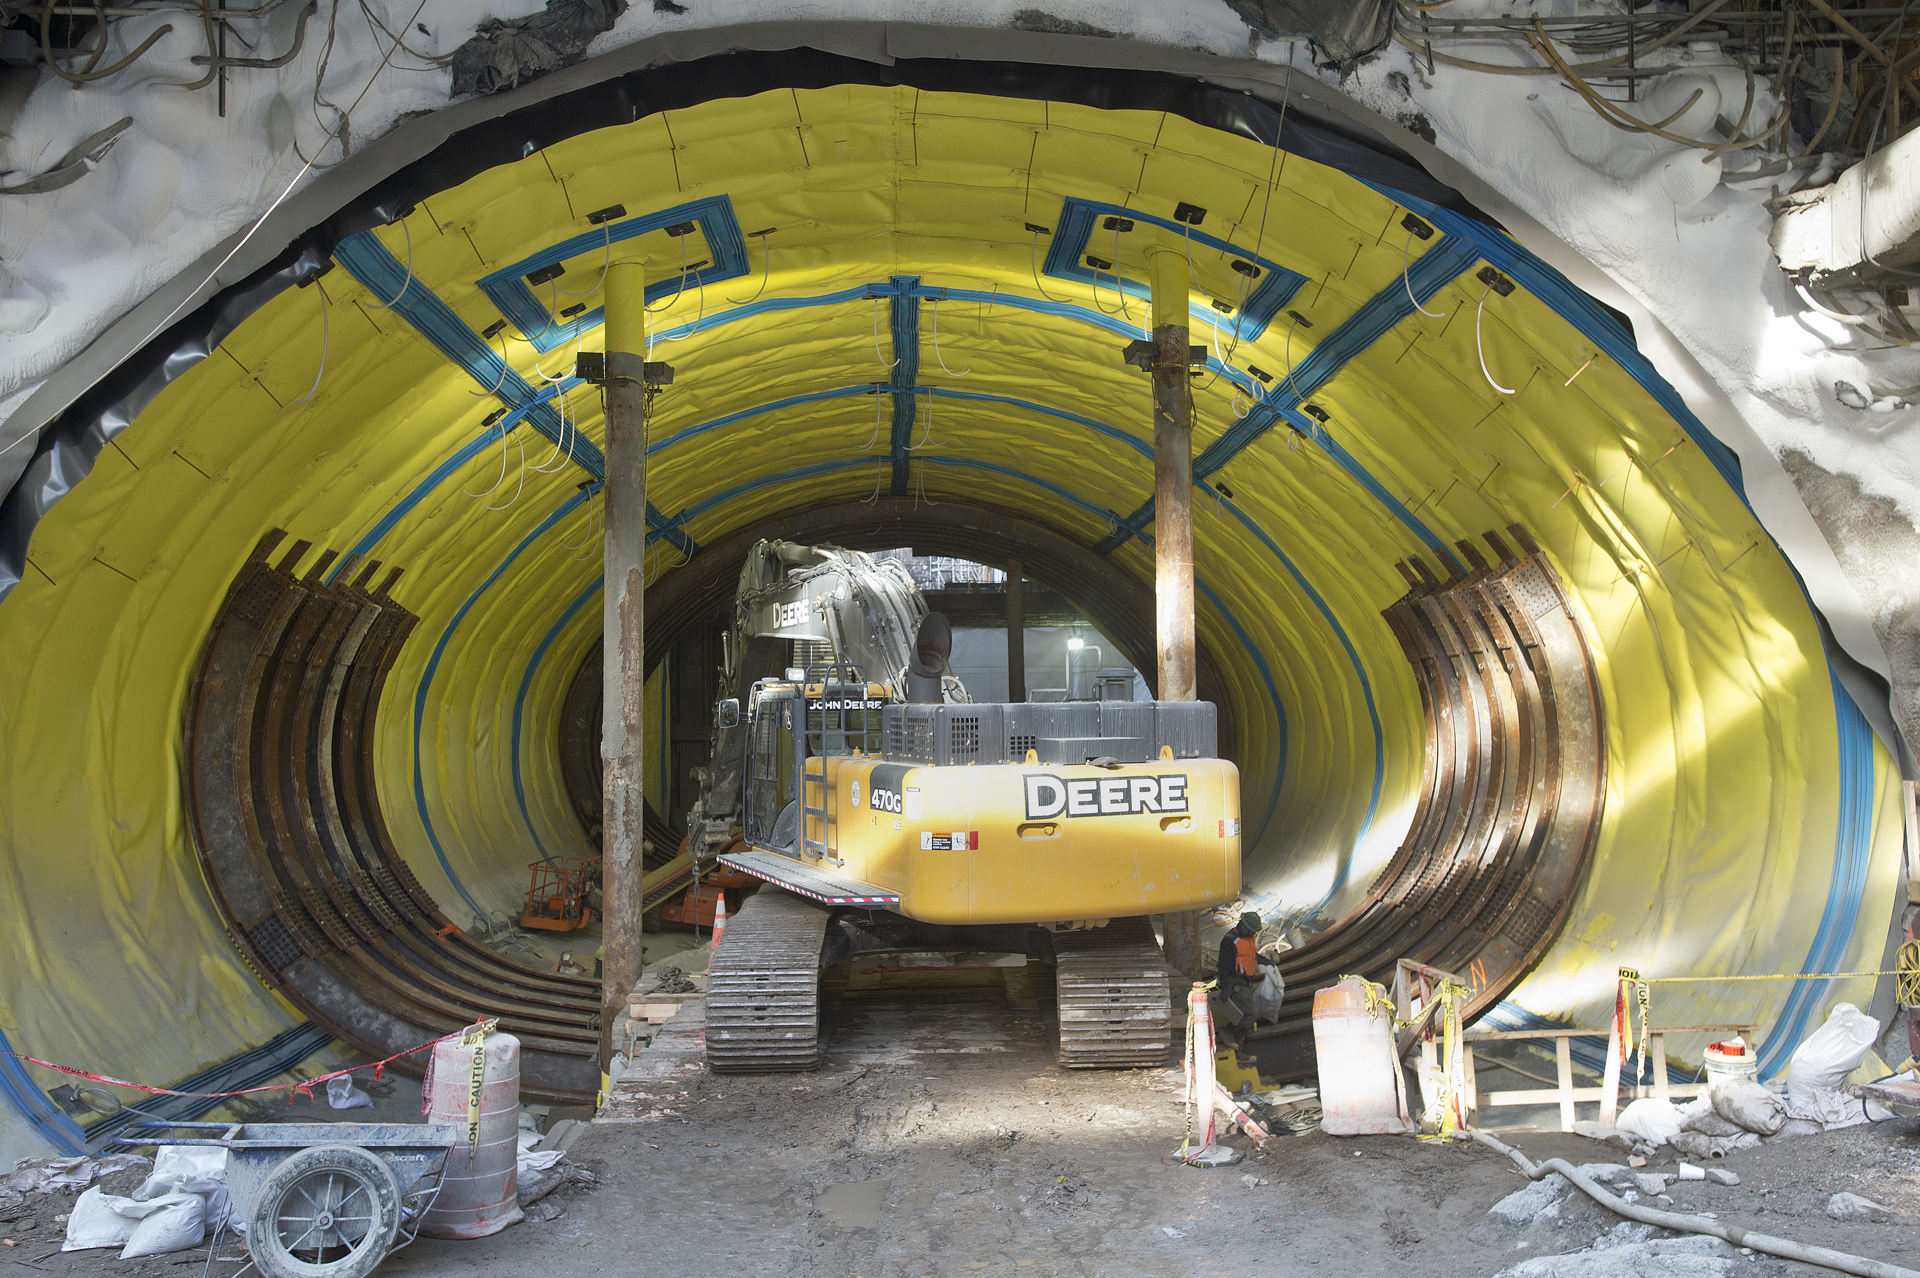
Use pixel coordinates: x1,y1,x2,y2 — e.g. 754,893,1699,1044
21,982,1920,1277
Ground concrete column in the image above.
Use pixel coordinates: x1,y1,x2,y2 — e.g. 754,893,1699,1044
1145,244,1201,980
1005,557,1025,704
600,261,646,1069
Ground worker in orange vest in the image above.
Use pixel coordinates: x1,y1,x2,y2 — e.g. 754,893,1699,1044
1215,911,1279,995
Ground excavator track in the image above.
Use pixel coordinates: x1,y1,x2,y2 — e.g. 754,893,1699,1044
1052,916,1174,1069
705,888,830,1073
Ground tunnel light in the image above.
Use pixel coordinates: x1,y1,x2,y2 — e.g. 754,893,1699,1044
1067,637,1084,651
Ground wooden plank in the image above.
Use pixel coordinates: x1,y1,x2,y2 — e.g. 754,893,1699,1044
1652,1033,1671,1103
1484,1083,1708,1107
1555,1037,1576,1132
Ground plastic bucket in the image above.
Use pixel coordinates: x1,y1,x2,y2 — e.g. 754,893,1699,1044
1703,1038,1759,1088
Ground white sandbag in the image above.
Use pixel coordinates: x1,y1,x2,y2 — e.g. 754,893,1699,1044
135,1145,227,1199
1709,1079,1787,1135
1615,1097,1683,1145
1785,1004,1879,1110
326,1075,373,1109
133,1146,240,1233
118,1192,206,1259
62,1188,139,1251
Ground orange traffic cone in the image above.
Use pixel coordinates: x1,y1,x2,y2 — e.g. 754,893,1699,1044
705,893,727,974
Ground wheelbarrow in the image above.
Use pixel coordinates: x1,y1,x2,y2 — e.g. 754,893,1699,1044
107,1120,462,1278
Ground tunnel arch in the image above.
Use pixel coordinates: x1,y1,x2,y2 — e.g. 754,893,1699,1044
0,32,1905,1152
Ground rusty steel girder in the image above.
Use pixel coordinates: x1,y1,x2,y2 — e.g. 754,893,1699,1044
1247,527,1606,1078
184,532,601,1102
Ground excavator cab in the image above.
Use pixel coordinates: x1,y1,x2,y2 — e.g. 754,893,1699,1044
741,664,891,860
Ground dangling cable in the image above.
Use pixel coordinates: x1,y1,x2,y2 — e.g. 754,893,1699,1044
564,489,601,560
872,297,899,368
912,389,945,449
1029,229,1070,303
1403,229,1446,319
291,284,330,405
558,224,612,298
654,253,706,344
463,422,512,497
726,230,773,305
1273,314,1301,405
643,234,691,314
362,217,415,311
1475,282,1516,396
1087,252,1124,316
858,457,885,504
861,392,886,450
467,334,511,396
483,428,528,511
527,343,570,384
528,389,574,473
930,298,971,376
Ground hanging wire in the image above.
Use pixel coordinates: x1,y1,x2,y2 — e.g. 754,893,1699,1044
1403,229,1447,319
463,422,513,497
1475,282,1517,396
726,230,774,305
654,254,706,344
1250,68,1291,267
557,224,612,298
858,457,886,504
563,489,601,560
643,234,691,314
861,391,887,450
483,429,528,511
362,216,415,311
913,457,940,508
527,340,571,384
290,283,329,405
911,388,946,449
467,334,512,396
872,297,900,368
528,389,577,473
1273,314,1302,405
1029,228,1071,303
930,298,971,376
1087,255,1125,316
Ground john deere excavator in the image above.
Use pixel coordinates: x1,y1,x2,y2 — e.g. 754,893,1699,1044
682,539,1242,1071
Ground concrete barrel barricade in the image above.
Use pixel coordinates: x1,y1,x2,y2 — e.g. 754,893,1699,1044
1313,977,1411,1136
421,1031,524,1238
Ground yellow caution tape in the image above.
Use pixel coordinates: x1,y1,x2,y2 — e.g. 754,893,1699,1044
1420,980,1471,1142
461,1018,498,1161
1641,969,1904,982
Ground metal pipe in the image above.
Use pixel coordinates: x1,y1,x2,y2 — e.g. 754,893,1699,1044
1005,556,1025,704
1146,243,1201,980
599,260,647,1075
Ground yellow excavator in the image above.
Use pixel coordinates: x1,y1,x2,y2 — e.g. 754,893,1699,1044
694,540,1242,1071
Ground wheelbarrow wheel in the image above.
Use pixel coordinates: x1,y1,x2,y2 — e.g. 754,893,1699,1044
246,1144,402,1278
